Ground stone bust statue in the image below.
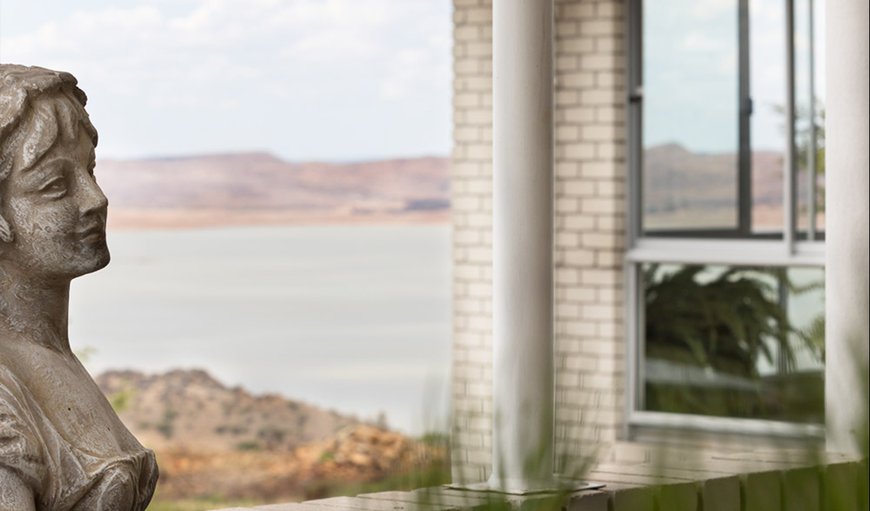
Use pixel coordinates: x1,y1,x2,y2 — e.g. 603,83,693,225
0,65,157,510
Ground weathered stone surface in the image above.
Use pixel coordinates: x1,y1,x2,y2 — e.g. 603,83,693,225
0,64,157,510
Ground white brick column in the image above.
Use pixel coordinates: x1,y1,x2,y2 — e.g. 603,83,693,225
489,0,556,492
450,0,628,483
824,0,869,456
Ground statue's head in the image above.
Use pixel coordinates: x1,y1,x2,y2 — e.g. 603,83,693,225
0,64,108,284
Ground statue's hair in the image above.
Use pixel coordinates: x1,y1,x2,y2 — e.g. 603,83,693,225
0,64,98,243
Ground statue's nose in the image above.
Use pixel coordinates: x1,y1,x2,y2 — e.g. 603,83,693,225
78,172,109,214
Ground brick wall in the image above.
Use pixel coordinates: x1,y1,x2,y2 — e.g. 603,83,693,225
451,0,628,483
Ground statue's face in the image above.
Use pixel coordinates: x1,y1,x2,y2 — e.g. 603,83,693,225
0,101,109,283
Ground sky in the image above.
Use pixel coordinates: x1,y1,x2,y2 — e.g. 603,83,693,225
643,0,826,153
0,0,453,161
0,1,824,159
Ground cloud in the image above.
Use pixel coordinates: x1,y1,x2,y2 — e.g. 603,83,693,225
0,0,452,159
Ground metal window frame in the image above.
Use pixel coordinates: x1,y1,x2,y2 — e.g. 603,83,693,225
623,0,826,439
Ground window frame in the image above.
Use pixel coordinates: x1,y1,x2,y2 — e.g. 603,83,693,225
624,0,826,438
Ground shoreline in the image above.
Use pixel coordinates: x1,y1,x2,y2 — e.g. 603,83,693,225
107,209,450,230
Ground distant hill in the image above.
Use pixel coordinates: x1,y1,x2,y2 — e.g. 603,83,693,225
96,368,361,452
643,143,794,231
97,146,800,231
96,153,450,228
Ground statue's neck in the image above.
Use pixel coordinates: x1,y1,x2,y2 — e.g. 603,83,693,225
0,265,71,353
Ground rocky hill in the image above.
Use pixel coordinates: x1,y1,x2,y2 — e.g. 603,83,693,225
95,369,447,501
96,369,360,453
96,153,450,228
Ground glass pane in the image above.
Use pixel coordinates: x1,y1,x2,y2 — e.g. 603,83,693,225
642,0,739,234
641,263,825,423
749,0,787,236
795,0,826,240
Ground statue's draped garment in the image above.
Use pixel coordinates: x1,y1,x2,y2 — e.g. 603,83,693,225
0,365,157,510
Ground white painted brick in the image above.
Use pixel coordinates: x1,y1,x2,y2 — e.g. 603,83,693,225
581,198,623,215
596,250,623,268
556,197,580,213
564,214,596,231
580,89,621,106
597,2,624,18
454,92,481,108
596,104,623,123
556,302,582,318
454,57,480,76
562,320,597,337
561,3,595,19
578,338,625,357
556,20,579,38
466,448,492,466
556,231,581,248
598,321,622,338
452,195,481,211
564,286,597,302
452,0,629,478
556,90,580,106
466,178,491,194
466,7,491,24
557,55,580,71
556,267,581,285
561,72,595,89
597,141,626,159
564,248,596,266
562,179,596,197
557,125,581,142
466,381,492,399
563,143,596,160
564,106,596,123
556,161,581,178
464,76,492,92
467,41,492,58
454,229,481,245
564,355,599,372
581,160,623,179
580,19,620,36
581,269,622,286
596,214,625,231
465,109,491,125
581,54,620,71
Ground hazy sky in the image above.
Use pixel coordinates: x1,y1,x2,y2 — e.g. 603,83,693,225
644,0,825,153
0,0,452,161
1,0,823,160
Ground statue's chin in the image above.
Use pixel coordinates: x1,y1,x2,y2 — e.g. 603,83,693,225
84,248,111,275
70,246,111,280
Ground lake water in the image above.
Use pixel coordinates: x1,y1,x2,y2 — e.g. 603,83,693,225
70,224,452,434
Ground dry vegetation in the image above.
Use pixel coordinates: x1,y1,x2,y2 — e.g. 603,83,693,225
97,370,448,508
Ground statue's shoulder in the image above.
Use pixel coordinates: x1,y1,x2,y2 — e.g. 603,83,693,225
0,363,48,491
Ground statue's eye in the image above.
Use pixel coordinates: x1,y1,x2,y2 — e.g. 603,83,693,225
39,177,68,198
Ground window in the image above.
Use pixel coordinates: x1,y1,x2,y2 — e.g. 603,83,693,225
627,0,826,435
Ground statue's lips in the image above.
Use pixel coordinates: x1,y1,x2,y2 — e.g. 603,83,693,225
77,225,106,243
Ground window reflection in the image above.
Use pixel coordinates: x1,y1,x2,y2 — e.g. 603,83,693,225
640,0,825,240
642,0,739,234
794,0,826,239
641,264,824,423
